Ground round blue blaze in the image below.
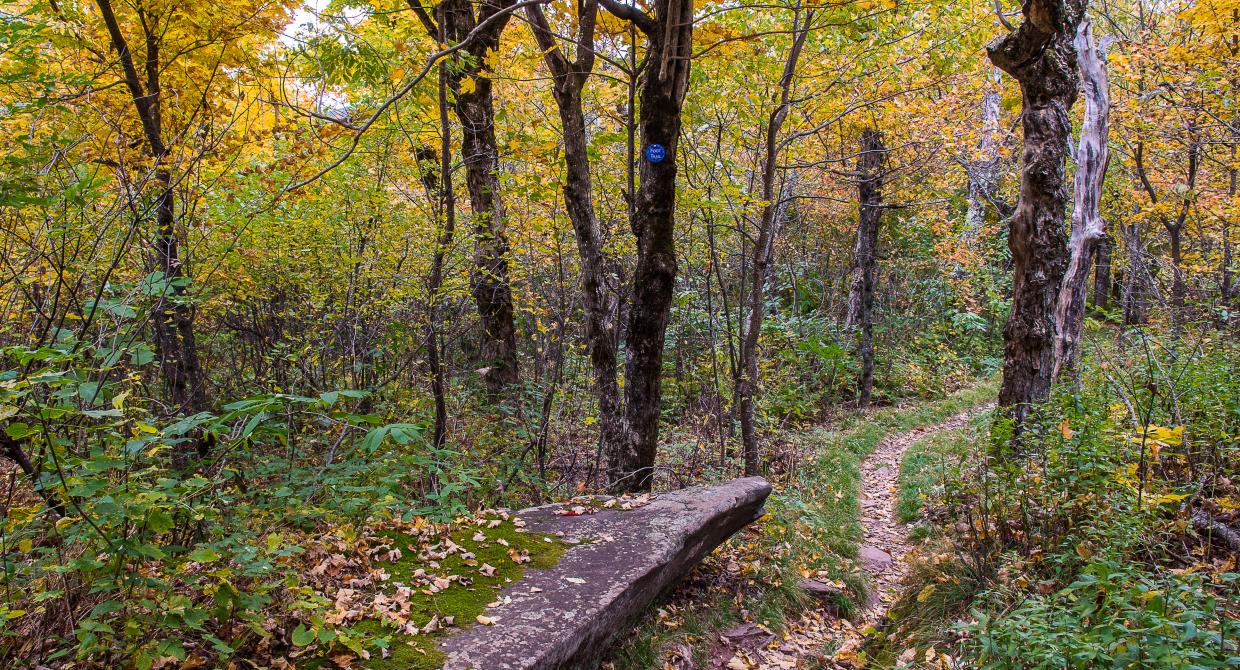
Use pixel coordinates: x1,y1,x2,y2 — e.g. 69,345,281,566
644,143,667,164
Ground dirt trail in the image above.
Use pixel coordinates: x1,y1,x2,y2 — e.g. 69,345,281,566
744,404,991,669
854,406,986,619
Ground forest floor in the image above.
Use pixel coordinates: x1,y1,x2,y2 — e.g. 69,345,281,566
607,382,1000,669
747,405,992,669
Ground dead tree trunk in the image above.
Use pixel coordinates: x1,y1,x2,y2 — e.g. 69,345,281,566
96,0,207,416
845,129,887,408
963,70,1008,240
599,0,694,492
410,0,520,398
736,4,811,477
987,0,1085,433
524,0,625,475
1052,18,1110,380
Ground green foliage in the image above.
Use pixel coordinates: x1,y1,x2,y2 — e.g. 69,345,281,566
966,558,1239,669
879,337,1240,669
608,379,997,668
0,326,493,665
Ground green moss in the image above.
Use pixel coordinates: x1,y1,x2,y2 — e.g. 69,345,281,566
304,516,565,670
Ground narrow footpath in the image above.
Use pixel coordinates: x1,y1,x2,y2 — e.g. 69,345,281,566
748,404,992,669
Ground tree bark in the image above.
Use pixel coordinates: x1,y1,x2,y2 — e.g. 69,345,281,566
1091,233,1112,312
1052,18,1110,381
524,0,625,475
963,70,1008,240
1132,133,1198,335
1224,122,1237,323
600,0,694,492
736,5,811,477
987,0,1085,433
412,0,520,398
1122,221,1150,326
96,0,207,416
422,56,457,450
845,129,887,408
1164,135,1197,336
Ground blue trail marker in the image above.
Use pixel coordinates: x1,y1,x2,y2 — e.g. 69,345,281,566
644,143,667,164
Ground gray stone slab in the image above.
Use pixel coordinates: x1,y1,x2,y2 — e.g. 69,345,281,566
437,476,773,669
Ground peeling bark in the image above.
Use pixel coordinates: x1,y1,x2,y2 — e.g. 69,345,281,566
987,0,1085,433
1052,18,1110,380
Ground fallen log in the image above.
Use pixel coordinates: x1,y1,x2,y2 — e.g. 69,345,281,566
438,476,773,669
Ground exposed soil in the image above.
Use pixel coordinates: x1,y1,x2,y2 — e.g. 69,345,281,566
732,405,990,669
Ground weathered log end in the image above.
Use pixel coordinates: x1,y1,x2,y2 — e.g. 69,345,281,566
438,476,773,669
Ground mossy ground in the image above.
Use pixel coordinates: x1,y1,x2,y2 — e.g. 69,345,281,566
303,517,565,670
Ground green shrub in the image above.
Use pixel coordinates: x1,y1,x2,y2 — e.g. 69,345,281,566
965,558,1240,669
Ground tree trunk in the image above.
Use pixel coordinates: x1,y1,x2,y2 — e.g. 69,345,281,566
987,0,1084,433
846,129,886,408
600,0,694,492
1052,18,1110,381
1165,135,1198,336
96,0,207,416
736,5,811,477
1224,129,1236,323
1122,221,1149,326
423,56,457,450
1168,222,1187,333
963,70,1007,240
417,0,520,398
524,0,625,472
1092,233,1112,312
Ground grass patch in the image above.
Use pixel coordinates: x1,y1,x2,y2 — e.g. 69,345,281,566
606,377,998,668
864,556,987,667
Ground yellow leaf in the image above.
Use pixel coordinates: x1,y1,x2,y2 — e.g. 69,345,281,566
917,584,936,602
460,76,476,95
1059,418,1074,440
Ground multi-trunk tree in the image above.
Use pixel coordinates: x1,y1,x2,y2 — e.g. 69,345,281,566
987,0,1087,433
523,0,625,478
408,0,520,397
598,0,695,491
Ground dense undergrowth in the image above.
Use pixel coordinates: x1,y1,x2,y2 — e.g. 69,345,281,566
606,378,999,668
0,266,999,669
874,331,1240,669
